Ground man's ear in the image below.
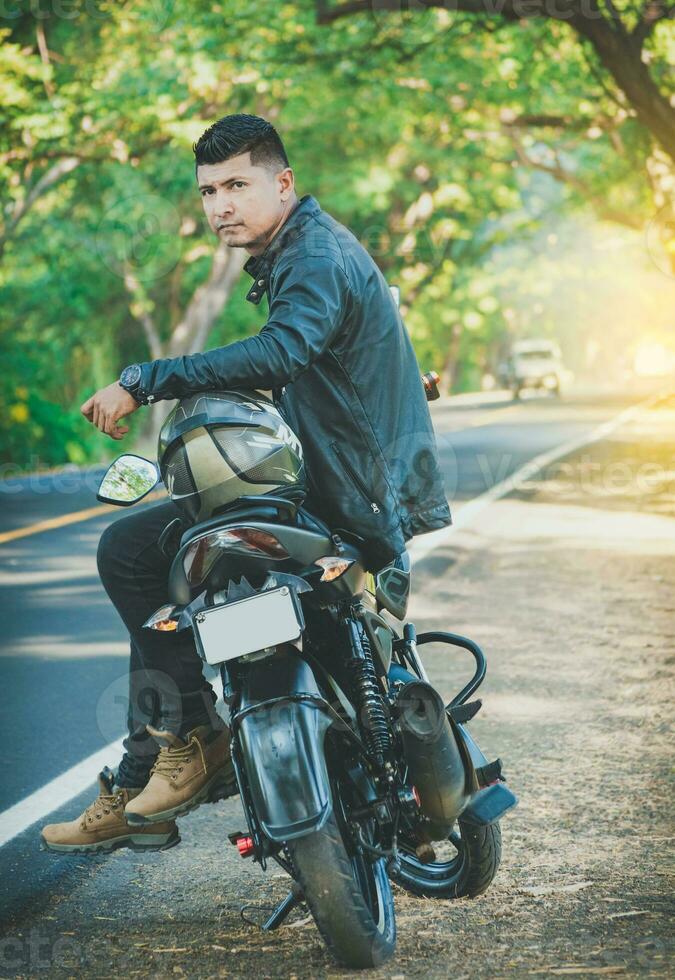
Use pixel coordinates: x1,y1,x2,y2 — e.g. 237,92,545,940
278,167,295,202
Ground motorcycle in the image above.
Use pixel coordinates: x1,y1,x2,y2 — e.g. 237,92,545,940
96,370,516,969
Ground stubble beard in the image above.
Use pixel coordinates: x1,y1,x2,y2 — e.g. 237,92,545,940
218,225,265,253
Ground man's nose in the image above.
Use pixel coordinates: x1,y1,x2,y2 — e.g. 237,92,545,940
214,191,234,217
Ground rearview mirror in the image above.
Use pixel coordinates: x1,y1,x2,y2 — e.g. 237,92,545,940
97,454,159,506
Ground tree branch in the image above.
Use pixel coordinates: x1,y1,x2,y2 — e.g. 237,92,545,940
632,0,673,48
317,0,570,25
317,0,675,160
123,271,164,361
35,21,55,99
602,0,625,32
0,156,80,258
168,244,247,357
501,112,593,129
571,8,675,159
507,128,643,228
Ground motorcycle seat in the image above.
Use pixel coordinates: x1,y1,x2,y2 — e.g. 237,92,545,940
294,507,332,537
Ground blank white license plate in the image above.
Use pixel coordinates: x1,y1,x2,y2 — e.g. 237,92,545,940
193,587,303,666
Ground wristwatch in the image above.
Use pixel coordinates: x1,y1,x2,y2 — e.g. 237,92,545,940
119,364,151,404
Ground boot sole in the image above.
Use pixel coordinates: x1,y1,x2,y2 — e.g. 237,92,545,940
40,827,181,854
124,767,238,826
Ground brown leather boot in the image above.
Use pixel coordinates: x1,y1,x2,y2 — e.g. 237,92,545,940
124,723,237,826
40,770,180,854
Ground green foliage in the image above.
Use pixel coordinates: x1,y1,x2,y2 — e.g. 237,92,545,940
1,1,671,468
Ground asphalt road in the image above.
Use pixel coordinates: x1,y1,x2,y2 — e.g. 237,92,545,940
0,382,663,928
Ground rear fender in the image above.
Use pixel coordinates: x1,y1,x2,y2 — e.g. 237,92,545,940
235,648,333,842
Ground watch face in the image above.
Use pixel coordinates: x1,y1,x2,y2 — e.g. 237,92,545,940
121,365,141,389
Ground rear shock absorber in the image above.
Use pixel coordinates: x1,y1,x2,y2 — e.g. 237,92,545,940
344,614,391,768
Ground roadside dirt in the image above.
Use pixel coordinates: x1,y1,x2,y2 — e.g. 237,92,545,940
3,398,673,979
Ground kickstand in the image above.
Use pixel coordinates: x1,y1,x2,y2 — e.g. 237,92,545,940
261,881,304,931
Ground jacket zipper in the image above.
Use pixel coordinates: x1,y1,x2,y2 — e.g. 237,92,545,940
330,441,381,515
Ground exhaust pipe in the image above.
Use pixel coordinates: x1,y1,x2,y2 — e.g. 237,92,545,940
395,680,472,837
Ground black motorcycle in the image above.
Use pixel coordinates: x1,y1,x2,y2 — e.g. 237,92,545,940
97,376,516,969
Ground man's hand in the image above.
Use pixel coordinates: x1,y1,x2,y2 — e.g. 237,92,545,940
80,382,140,440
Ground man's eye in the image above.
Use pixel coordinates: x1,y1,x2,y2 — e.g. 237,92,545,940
201,189,214,197
233,181,246,189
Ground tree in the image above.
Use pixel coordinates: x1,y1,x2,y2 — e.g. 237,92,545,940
315,0,675,162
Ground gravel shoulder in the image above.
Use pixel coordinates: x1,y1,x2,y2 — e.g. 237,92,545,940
2,398,673,979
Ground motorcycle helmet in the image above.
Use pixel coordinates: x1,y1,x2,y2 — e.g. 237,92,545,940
158,390,305,523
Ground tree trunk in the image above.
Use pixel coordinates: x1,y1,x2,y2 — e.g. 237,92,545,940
571,12,675,162
131,244,247,454
441,323,463,396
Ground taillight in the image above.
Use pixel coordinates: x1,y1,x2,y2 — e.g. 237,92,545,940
183,526,289,585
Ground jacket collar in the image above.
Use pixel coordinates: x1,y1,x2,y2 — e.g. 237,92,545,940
244,194,321,304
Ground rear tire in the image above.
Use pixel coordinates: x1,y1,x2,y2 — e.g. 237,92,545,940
391,818,502,899
287,811,396,968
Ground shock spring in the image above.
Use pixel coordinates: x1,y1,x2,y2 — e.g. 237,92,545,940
347,619,391,767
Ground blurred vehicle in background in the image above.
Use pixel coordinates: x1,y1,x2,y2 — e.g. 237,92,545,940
499,339,564,400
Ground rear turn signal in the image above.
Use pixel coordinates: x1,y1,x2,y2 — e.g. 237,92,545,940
153,620,178,632
314,557,355,582
143,604,179,631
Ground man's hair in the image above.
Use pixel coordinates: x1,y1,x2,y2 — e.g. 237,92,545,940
193,114,290,174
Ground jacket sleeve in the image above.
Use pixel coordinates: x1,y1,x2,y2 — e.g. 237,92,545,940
138,256,349,401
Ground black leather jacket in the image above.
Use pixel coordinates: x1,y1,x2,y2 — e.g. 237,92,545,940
138,195,452,568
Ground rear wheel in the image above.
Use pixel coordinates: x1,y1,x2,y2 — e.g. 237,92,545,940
287,796,396,968
390,818,502,899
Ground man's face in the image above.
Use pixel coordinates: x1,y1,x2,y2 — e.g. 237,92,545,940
197,152,293,255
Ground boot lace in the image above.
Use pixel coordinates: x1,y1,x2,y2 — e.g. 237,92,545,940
150,736,207,781
80,792,124,829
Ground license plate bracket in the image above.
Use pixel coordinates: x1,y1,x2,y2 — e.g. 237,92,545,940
192,587,304,666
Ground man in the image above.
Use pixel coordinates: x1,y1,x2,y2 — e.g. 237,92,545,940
41,114,451,853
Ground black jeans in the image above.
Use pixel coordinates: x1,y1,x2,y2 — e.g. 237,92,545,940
97,502,220,789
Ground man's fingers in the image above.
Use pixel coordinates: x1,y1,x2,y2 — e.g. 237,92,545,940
82,383,139,436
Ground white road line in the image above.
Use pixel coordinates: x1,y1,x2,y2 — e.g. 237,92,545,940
0,388,665,849
0,739,125,849
408,389,666,565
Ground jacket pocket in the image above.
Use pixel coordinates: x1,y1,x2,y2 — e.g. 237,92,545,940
330,441,382,516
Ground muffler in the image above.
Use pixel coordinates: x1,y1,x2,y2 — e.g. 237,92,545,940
395,680,473,837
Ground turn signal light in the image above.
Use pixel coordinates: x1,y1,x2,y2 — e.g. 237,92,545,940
144,604,179,631
314,557,355,582
153,620,177,632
